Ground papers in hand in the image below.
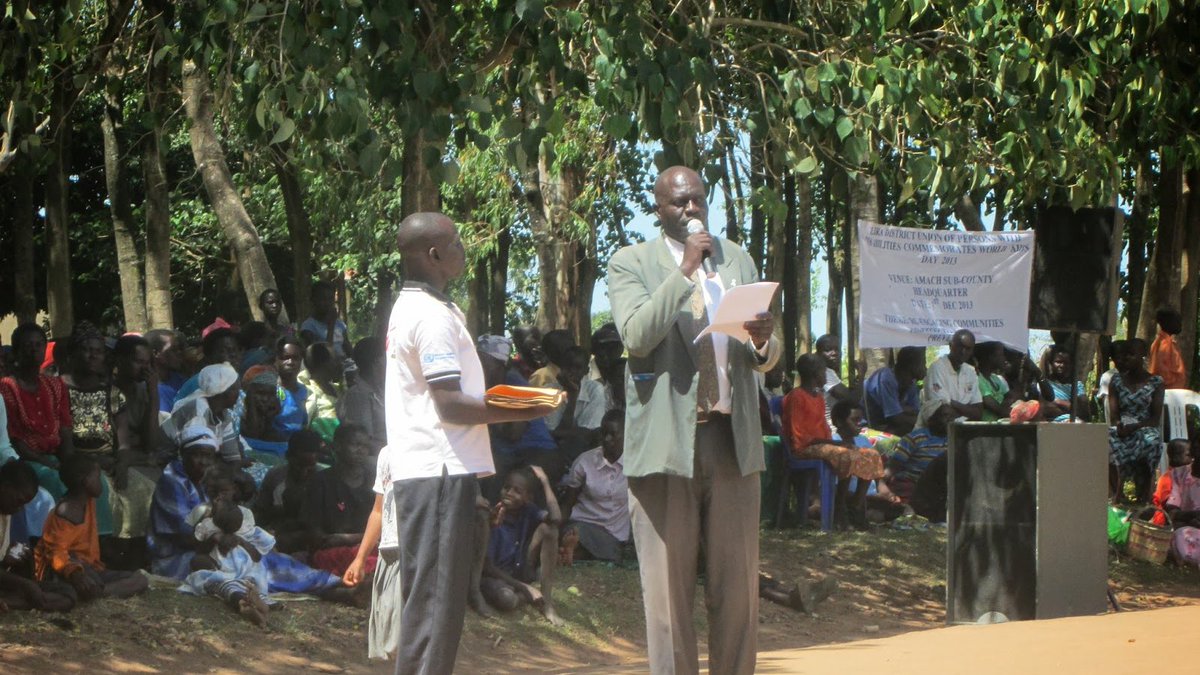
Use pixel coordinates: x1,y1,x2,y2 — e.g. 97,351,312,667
694,281,779,344
484,385,566,410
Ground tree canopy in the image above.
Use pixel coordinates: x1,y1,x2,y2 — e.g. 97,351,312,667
1,0,1197,383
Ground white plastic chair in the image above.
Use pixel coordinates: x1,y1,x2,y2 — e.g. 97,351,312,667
1160,389,1200,474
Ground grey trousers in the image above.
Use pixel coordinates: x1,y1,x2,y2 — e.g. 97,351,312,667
628,417,761,675
393,469,479,675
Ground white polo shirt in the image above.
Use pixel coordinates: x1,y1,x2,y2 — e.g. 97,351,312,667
384,283,493,480
923,355,983,406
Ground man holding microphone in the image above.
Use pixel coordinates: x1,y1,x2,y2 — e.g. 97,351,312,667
608,166,779,674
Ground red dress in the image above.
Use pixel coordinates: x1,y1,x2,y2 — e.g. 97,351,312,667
0,374,72,455
781,387,884,480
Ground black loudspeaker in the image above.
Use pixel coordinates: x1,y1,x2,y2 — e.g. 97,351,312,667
1028,206,1124,333
946,423,1108,623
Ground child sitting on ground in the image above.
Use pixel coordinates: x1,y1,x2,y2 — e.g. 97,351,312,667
1148,440,1192,527
33,455,148,602
180,495,272,626
187,471,275,570
1,459,75,612
481,465,563,625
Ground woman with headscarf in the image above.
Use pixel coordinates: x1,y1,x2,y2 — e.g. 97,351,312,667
150,422,348,599
240,365,288,462
156,363,243,469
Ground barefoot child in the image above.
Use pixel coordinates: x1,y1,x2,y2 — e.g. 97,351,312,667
180,496,271,626
481,465,563,625
34,455,148,601
1,459,75,612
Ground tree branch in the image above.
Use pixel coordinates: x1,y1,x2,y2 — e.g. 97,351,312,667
711,17,810,41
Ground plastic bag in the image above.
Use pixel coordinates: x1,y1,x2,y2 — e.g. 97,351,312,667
1108,504,1132,548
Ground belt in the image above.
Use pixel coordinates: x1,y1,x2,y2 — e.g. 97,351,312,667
696,410,731,424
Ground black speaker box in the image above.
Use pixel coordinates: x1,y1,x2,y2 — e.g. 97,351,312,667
1028,206,1124,333
946,423,1108,623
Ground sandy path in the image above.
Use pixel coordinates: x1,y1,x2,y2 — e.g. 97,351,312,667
565,605,1197,674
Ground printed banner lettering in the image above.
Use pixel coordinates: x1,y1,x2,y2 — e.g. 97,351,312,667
857,222,1034,348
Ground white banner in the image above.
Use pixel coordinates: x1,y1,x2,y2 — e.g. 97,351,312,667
857,222,1034,349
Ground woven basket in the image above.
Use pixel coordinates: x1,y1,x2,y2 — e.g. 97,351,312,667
1127,508,1173,565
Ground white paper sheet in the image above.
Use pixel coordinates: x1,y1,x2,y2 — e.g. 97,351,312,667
694,281,780,343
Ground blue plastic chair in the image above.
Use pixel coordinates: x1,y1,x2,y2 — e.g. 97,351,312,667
777,434,837,532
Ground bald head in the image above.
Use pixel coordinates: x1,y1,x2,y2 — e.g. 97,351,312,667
654,166,707,242
654,166,704,204
395,211,465,289
948,329,976,367
396,212,455,255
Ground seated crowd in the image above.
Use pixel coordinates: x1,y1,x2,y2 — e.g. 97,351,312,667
0,283,634,654
767,308,1199,544
3,280,1197,637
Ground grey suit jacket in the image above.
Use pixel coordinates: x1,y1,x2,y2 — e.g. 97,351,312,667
608,234,781,478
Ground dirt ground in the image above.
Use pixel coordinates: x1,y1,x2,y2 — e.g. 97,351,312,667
2,527,1197,674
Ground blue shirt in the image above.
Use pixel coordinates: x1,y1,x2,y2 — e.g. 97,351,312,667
273,384,308,438
486,503,547,579
158,372,187,413
863,367,919,429
300,317,350,360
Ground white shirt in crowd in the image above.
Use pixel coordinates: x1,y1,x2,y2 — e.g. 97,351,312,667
923,355,983,407
384,283,493,481
561,447,631,542
373,446,398,550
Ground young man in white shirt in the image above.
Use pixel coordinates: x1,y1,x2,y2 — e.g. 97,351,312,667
385,212,558,675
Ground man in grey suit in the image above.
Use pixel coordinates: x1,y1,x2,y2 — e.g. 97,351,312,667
608,166,779,674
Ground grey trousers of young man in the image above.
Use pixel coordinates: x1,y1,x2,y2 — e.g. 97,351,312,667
393,469,479,675
628,416,761,675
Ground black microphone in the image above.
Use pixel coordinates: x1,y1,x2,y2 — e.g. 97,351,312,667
686,219,716,277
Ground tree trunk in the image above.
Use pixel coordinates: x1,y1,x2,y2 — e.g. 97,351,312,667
955,194,986,231
824,169,843,340
781,173,799,373
1178,169,1200,381
720,144,739,243
748,141,766,271
849,173,887,385
270,145,307,325
795,174,813,356
182,58,281,322
101,74,148,333
142,11,173,329
528,156,589,336
400,128,444,217
467,256,490,337
1136,163,1186,342
1126,158,1151,339
45,72,74,337
11,154,37,322
490,227,511,335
